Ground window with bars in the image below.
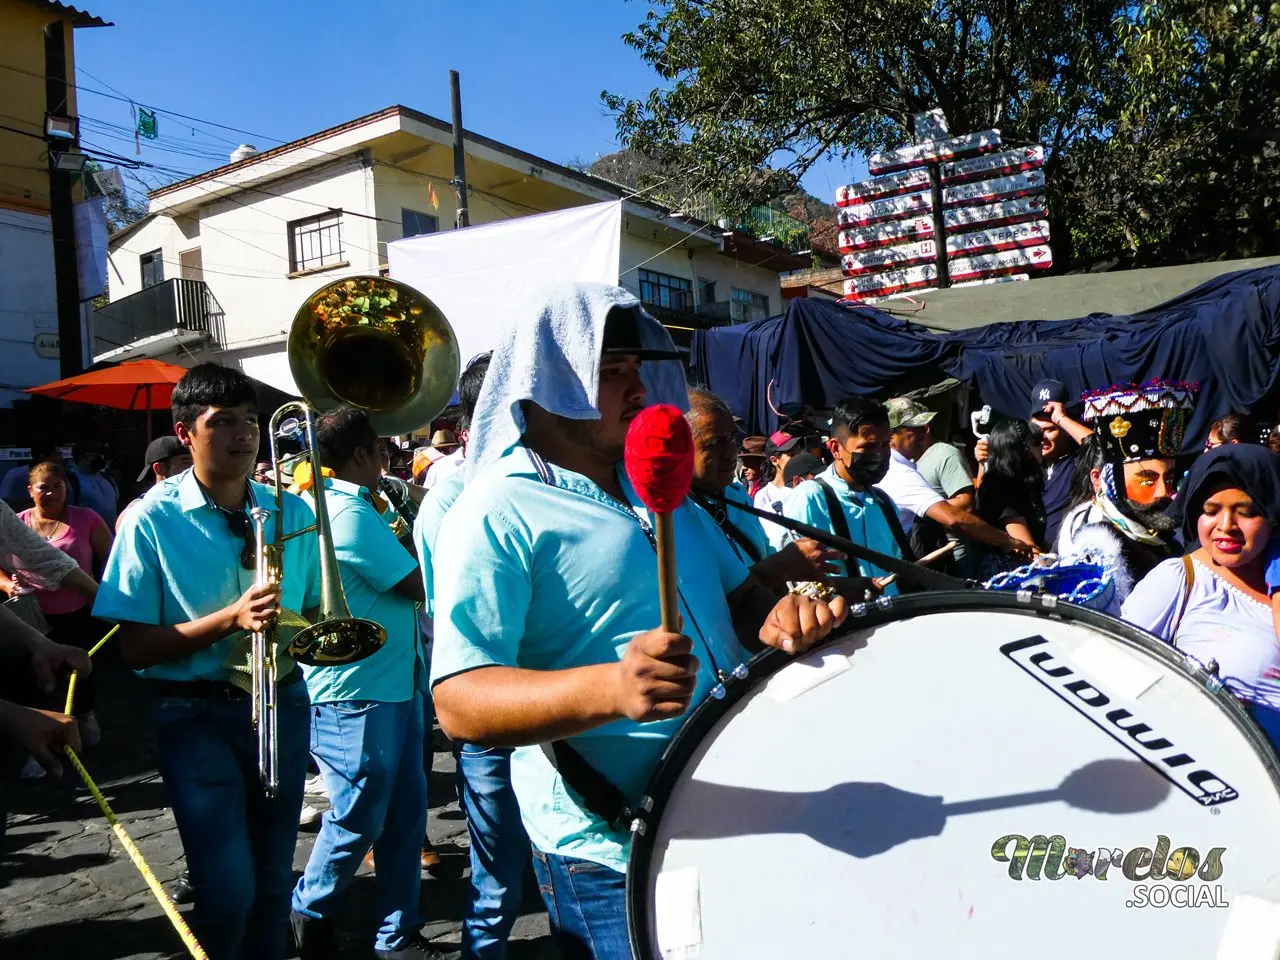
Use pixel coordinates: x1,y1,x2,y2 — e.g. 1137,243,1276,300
638,269,692,311
731,287,770,322
140,249,164,289
288,211,344,273
402,208,438,239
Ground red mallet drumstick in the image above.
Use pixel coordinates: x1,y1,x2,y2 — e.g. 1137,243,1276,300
624,404,695,632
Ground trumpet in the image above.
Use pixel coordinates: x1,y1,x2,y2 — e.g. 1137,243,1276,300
250,275,459,796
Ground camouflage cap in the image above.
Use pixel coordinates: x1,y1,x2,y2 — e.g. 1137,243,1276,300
885,397,936,430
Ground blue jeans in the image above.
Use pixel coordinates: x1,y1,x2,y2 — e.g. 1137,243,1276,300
292,694,427,951
155,681,310,960
530,847,629,960
457,745,529,959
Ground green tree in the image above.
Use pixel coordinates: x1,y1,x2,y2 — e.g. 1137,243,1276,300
607,0,1280,268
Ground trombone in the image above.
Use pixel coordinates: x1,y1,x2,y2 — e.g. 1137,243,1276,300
251,275,459,796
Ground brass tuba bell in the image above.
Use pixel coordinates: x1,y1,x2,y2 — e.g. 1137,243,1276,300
287,274,461,436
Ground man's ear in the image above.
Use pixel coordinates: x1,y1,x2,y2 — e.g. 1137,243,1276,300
174,421,194,446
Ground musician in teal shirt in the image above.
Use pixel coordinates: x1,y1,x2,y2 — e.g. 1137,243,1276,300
783,396,903,594
93,364,321,960
290,407,432,959
429,285,849,960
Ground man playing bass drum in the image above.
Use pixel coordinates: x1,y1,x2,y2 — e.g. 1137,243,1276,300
430,284,846,960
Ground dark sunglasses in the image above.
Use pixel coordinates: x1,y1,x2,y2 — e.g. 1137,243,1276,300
219,508,257,571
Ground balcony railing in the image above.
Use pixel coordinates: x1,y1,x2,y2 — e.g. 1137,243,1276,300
93,278,225,359
676,198,811,254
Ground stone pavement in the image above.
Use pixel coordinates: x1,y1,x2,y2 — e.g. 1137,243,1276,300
0,649,556,959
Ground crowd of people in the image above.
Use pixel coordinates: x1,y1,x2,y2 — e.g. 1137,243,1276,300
2,281,1280,960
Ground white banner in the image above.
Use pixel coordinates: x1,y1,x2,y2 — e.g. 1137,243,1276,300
869,129,1002,174
941,146,1045,184
943,170,1046,208
842,239,937,275
945,220,1051,257
838,217,934,253
949,245,1053,281
842,263,940,298
836,191,932,228
836,168,932,206
942,196,1048,231
388,201,623,368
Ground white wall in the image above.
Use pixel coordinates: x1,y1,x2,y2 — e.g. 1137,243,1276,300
107,155,382,353
0,208,60,405
690,248,784,316
618,231,783,317
196,155,381,349
107,215,184,300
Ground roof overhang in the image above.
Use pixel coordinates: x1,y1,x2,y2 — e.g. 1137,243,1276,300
27,0,111,27
93,327,205,364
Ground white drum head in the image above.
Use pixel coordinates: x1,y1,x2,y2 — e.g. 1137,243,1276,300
628,594,1280,960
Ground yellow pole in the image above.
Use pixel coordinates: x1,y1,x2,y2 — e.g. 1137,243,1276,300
59,623,207,960
63,624,119,715
63,747,208,960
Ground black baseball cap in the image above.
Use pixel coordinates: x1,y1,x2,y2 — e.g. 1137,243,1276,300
1029,379,1069,420
783,452,824,484
137,435,186,482
600,306,681,361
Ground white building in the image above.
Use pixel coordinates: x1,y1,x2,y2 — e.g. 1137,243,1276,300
98,104,809,391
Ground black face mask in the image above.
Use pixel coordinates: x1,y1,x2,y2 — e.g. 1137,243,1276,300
844,450,889,487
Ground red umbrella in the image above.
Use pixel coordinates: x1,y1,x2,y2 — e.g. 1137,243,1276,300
26,359,189,440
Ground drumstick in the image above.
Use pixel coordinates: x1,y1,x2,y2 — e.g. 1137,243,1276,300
872,542,961,589
624,405,696,632
916,541,959,565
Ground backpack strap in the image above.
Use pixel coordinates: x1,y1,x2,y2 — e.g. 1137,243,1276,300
1172,554,1196,640
868,487,917,563
814,478,853,543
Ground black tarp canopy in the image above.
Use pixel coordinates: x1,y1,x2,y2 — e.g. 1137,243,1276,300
692,265,1280,450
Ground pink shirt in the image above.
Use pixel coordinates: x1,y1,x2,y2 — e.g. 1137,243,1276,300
18,504,104,615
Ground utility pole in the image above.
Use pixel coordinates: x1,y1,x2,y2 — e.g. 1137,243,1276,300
45,20,84,376
450,70,470,229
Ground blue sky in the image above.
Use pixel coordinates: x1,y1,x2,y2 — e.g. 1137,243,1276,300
73,0,858,203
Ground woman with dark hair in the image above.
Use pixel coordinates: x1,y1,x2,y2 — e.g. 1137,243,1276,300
1206,413,1251,449
1054,434,1107,552
974,420,1045,573
1122,444,1280,750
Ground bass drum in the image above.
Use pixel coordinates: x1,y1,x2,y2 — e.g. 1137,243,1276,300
626,592,1280,960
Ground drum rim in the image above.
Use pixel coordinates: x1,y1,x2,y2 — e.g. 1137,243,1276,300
623,589,1280,959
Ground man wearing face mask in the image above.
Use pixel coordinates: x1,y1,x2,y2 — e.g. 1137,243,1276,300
1055,381,1195,608
782,398,911,594
68,441,119,529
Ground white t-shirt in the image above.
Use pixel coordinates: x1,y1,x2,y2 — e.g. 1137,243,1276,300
423,448,465,490
875,448,943,535
753,482,796,550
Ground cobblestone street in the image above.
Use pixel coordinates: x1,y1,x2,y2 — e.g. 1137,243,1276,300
0,650,555,959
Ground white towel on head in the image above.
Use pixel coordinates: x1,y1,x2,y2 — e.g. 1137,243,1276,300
466,282,689,477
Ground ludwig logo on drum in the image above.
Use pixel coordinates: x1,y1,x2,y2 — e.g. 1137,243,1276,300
991,834,1230,909
999,636,1239,807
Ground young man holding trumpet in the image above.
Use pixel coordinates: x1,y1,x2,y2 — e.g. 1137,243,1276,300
93,364,322,960
289,406,437,960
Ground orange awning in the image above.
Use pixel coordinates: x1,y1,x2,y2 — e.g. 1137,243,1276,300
26,359,188,410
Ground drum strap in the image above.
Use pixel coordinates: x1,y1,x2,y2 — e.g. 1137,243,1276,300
540,742,634,831
687,490,764,564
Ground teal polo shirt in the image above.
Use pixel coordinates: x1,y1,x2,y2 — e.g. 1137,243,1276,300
782,463,902,595
300,477,421,704
92,469,323,682
721,481,773,561
413,467,466,621
430,447,752,872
